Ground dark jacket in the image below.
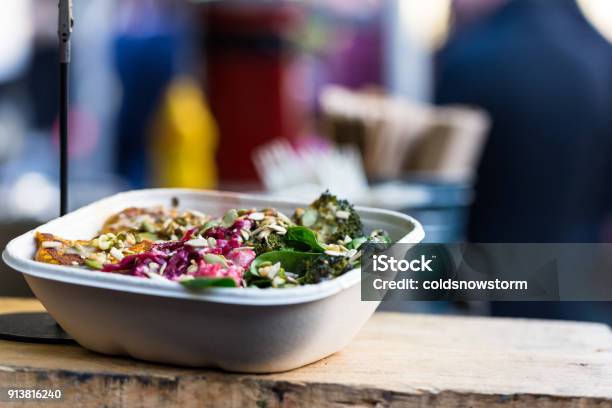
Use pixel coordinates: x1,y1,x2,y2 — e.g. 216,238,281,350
435,0,612,322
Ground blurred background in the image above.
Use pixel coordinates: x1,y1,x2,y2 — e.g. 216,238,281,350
0,0,611,324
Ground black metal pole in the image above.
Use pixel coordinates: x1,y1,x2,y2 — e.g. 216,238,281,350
58,0,72,216
60,62,69,216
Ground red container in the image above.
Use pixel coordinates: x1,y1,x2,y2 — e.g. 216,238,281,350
201,3,305,183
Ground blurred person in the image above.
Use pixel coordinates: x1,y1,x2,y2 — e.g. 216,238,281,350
436,0,612,323
113,0,189,188
451,0,508,32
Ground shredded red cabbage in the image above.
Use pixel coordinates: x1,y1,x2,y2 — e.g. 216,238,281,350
101,224,256,286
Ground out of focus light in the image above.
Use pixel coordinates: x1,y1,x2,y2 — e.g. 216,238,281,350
398,0,451,50
0,0,33,81
578,0,612,43
10,172,56,219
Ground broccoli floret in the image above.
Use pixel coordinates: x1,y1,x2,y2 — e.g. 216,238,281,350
250,233,287,255
293,191,363,244
300,254,352,284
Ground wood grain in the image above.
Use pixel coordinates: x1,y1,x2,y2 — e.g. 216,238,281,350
0,298,610,407
0,298,46,313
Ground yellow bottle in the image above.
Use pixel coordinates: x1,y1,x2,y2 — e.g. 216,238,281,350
150,76,218,189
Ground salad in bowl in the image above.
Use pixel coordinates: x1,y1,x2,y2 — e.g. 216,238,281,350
34,192,390,290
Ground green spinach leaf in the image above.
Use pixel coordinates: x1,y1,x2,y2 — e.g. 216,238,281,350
285,226,326,252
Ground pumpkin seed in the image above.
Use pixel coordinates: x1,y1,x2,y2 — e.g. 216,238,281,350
203,253,228,268
84,259,103,270
301,208,318,227
185,238,209,247
222,209,238,227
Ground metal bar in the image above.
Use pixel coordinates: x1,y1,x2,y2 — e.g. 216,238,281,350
58,0,73,216
59,62,69,216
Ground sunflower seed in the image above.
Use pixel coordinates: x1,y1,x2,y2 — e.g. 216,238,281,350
335,210,351,219
240,229,250,240
41,241,62,249
268,224,287,234
268,262,282,279
249,212,265,221
276,211,293,225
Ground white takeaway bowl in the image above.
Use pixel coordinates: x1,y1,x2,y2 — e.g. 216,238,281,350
3,189,424,373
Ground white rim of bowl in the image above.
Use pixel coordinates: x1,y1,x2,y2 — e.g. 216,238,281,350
3,189,425,306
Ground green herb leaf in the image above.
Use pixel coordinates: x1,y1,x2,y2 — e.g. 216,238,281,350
180,277,237,289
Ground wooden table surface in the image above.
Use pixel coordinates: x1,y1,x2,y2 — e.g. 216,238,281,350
0,298,610,408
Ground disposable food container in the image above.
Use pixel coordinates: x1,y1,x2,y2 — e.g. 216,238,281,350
3,189,424,372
